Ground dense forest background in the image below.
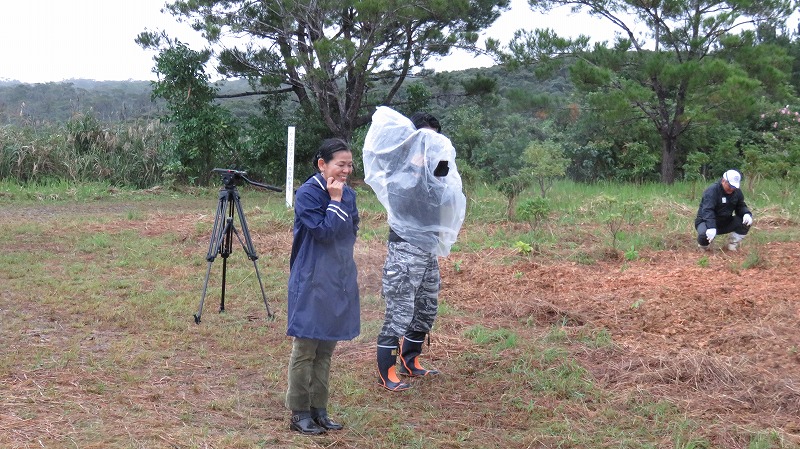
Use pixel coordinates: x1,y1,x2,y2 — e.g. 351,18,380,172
0,65,577,191
3,1,800,216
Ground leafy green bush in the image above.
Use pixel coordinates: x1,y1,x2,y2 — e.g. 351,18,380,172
516,196,550,227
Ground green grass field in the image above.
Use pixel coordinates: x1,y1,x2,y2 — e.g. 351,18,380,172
1,179,798,448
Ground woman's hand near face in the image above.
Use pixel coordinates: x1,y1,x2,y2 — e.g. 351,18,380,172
327,177,344,202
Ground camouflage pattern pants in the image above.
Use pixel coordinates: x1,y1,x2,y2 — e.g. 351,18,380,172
379,241,440,338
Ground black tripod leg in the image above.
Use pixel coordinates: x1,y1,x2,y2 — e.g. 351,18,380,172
219,220,231,313
250,259,275,320
219,196,236,313
195,261,214,323
194,190,231,324
232,190,274,320
205,191,229,262
233,189,259,258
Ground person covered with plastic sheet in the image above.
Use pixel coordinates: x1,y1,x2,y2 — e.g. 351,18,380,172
695,169,753,251
285,138,360,434
362,107,466,392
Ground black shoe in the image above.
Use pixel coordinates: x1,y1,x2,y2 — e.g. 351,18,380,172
312,410,344,431
290,411,326,435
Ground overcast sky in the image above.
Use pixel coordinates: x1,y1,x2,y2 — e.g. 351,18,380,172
0,0,622,84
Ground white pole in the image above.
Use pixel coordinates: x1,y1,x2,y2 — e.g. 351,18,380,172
285,126,295,208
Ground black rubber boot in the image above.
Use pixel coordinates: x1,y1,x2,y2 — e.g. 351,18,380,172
376,335,411,391
290,411,326,435
397,331,440,377
311,408,343,431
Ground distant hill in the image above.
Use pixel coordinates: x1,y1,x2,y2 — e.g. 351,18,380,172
0,68,570,126
0,80,161,125
0,78,271,125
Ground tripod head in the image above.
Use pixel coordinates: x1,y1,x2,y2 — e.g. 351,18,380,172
212,168,282,192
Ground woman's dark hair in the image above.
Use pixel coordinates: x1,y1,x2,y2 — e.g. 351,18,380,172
312,138,351,172
410,112,441,133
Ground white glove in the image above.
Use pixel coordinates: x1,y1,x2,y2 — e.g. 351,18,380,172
706,228,717,242
742,214,753,226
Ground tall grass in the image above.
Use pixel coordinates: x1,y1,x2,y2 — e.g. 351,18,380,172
1,117,172,188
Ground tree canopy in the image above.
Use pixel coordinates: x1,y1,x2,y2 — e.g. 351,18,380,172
494,0,797,183
148,0,510,141
149,41,241,184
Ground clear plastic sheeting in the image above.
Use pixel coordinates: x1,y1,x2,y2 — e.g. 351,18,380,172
362,106,466,256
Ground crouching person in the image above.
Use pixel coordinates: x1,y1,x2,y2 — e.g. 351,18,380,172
695,169,753,251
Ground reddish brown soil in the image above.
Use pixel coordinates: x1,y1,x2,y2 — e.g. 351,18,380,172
434,240,800,443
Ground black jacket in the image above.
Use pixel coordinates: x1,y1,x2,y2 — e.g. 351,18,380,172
694,181,751,229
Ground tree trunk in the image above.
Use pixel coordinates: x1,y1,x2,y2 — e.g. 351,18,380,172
660,135,677,184
506,194,517,221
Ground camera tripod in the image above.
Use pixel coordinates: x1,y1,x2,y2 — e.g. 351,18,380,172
194,168,282,324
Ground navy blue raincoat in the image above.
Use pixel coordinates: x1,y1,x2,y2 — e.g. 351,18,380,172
287,173,361,341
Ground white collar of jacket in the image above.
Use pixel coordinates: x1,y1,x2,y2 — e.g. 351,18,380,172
312,173,327,191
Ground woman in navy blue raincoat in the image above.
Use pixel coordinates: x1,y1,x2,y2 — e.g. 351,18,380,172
285,138,360,435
